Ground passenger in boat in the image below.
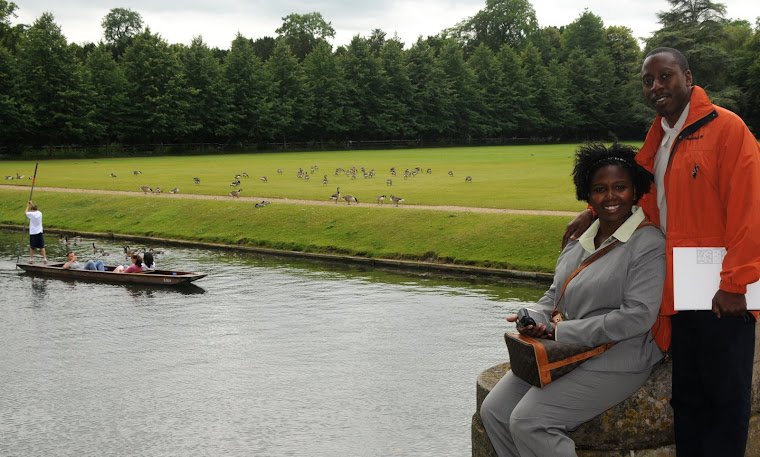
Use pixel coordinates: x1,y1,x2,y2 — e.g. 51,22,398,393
142,252,155,271
62,251,105,271
114,254,143,273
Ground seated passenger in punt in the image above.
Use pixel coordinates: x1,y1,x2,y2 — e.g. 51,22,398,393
62,251,106,271
114,254,143,273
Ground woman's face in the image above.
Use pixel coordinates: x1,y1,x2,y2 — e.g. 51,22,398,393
588,165,636,228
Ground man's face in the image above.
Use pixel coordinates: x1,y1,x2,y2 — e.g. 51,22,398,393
641,52,692,127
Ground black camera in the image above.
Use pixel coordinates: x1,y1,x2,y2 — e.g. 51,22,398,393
517,308,552,329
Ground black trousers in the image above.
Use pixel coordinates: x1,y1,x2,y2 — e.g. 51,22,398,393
671,311,755,457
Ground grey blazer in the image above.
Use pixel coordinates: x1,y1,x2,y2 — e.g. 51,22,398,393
532,225,666,372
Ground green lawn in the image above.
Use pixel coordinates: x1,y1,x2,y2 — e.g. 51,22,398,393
1,144,633,272
0,144,635,211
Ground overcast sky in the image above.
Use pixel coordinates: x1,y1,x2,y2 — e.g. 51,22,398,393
12,0,760,50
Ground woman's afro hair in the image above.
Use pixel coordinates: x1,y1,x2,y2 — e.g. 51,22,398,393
572,142,653,202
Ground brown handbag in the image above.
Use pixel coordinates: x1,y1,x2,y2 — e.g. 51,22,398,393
504,221,656,387
504,332,614,387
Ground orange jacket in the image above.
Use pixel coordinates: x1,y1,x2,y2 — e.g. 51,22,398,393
636,86,760,352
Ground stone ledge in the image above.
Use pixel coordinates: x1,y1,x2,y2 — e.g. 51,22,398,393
473,323,760,457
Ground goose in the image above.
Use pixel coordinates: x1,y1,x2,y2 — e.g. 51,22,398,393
132,170,142,175
426,168,432,174
4,175,13,180
322,177,328,185
230,180,241,187
448,170,454,177
260,176,268,183
390,195,404,206
465,176,473,183
60,235,70,246
16,173,24,179
169,187,179,194
92,242,107,255
277,168,283,174
386,178,392,186
154,187,162,194
193,177,201,184
229,189,243,197
241,172,250,178
329,187,341,203
140,185,153,193
234,174,242,179
124,245,138,256
376,195,386,205
149,248,164,255
109,173,117,178
255,201,270,208
342,194,358,205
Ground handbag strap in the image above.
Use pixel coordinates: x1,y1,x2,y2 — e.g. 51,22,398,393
553,220,656,314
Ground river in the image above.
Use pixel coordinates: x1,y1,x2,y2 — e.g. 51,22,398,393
0,229,545,456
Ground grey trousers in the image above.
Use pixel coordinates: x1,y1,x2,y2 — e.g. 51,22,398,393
479,365,651,457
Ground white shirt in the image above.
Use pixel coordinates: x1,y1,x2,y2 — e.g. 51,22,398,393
25,210,43,235
654,103,690,233
578,206,646,260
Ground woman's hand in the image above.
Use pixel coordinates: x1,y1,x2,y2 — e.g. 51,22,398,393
562,209,594,248
507,315,554,339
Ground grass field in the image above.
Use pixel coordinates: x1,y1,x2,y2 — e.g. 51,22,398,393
0,144,631,211
0,144,632,272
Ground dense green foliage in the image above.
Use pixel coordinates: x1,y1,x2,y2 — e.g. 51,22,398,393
1,0,759,155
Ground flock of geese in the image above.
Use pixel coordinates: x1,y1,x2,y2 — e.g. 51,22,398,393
103,165,474,209
58,235,165,260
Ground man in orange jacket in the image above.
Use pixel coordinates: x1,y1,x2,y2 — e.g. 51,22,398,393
564,47,760,457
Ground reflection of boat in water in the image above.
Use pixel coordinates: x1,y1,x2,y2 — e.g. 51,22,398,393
16,262,206,286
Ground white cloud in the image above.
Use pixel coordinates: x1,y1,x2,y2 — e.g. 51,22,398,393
11,0,760,49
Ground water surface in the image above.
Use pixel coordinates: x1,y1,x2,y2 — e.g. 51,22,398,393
0,230,545,456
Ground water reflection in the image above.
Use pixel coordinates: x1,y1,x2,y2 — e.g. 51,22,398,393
1,229,546,457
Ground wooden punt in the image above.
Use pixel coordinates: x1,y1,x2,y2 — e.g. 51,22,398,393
16,262,206,286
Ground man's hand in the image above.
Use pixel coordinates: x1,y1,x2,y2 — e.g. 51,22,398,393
507,315,554,340
562,209,594,249
712,289,747,318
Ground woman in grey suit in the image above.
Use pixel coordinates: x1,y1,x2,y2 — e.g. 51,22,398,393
480,143,666,457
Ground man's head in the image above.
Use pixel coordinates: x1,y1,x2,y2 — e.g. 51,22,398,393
66,251,76,260
641,47,693,128
30,205,37,211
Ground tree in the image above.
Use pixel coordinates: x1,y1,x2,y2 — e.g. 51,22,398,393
252,36,276,61
339,35,387,138
18,12,93,145
446,0,538,55
223,33,275,144
83,43,128,143
275,12,335,61
179,36,232,143
437,39,479,139
378,38,414,137
303,40,347,145
495,45,535,136
101,8,143,58
466,44,503,137
0,0,23,51
120,29,196,143
0,46,31,148
560,10,607,59
266,39,311,142
406,37,453,138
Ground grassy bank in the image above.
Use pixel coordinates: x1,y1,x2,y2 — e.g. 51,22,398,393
0,188,569,272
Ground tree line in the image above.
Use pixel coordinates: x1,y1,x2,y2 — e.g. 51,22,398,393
0,0,759,156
